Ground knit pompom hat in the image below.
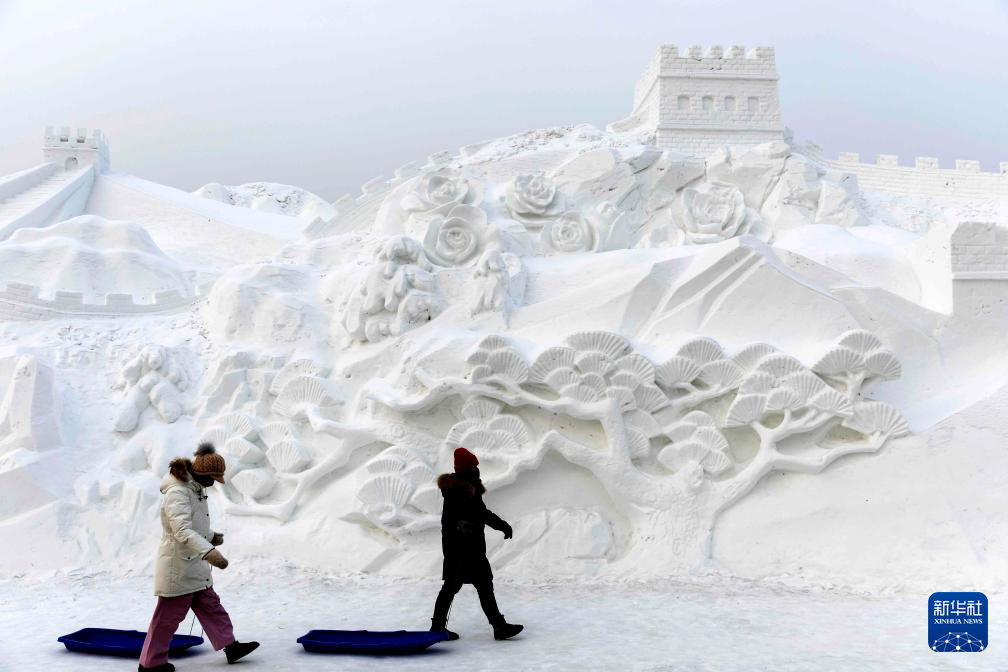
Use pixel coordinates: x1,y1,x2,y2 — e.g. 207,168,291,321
192,443,226,483
453,447,479,473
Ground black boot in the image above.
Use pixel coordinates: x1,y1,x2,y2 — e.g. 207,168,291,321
224,640,259,664
492,617,524,641
138,664,174,672
430,618,460,641
431,581,462,640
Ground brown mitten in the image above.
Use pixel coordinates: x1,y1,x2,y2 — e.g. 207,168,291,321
204,549,229,569
211,532,224,546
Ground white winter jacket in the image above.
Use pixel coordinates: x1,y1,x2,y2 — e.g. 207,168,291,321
154,472,217,597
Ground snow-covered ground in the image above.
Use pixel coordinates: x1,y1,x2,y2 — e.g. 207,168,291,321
4,571,1004,671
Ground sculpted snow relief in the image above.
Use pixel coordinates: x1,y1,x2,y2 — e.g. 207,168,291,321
2,45,1005,597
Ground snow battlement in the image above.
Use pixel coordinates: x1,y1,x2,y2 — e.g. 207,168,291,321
632,45,777,108
0,281,207,321
815,150,1008,198
617,44,1006,198
43,126,109,173
834,152,1006,175
618,44,783,157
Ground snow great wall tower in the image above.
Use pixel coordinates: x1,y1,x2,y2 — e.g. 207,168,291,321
610,45,784,155
1,46,1006,593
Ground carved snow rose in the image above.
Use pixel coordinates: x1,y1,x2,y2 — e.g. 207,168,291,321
680,182,769,244
541,211,596,254
423,204,490,267
402,167,480,214
504,172,564,228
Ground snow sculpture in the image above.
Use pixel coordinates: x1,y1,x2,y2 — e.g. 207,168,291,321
0,215,193,299
540,211,597,253
342,236,439,343
445,397,533,477
113,345,190,432
230,467,275,500
704,142,791,209
197,349,285,420
469,248,525,323
504,172,565,228
194,412,271,500
612,46,783,156
0,354,61,454
657,412,731,479
486,509,615,575
367,328,908,568
207,263,322,346
703,144,867,233
402,167,483,215
951,221,1008,319
589,201,634,252
811,330,902,394
675,182,769,244
195,415,308,504
356,445,440,529
271,373,343,421
337,126,868,262
422,204,494,267
714,334,905,508
196,351,380,521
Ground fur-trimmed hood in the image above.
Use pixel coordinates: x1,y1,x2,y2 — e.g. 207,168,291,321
437,472,486,497
168,457,191,482
160,458,202,495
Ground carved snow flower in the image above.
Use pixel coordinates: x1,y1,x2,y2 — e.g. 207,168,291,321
504,172,564,229
680,182,769,244
541,211,597,254
423,204,491,267
402,168,481,214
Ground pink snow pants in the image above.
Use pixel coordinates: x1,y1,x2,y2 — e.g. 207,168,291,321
139,587,235,667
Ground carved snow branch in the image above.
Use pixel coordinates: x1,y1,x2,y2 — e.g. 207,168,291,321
227,432,375,521
670,383,732,414
304,407,380,443
366,369,609,420
367,369,639,490
542,430,659,507
767,433,888,474
716,430,891,513
769,407,833,443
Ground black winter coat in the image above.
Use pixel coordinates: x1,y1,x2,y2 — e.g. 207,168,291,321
437,473,509,584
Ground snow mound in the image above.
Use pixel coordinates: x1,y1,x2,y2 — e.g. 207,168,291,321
195,182,336,221
0,215,192,299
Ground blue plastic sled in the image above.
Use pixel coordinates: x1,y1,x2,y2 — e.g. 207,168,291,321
297,630,450,654
57,628,204,657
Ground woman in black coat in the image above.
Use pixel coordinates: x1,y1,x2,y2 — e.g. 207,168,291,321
429,447,524,641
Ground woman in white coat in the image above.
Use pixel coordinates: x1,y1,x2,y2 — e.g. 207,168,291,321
138,444,258,672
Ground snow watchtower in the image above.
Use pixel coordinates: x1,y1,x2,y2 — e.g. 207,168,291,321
43,126,109,173
612,45,783,157
951,221,1008,320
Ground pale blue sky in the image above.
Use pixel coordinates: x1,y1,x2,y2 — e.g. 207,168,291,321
1,0,1006,200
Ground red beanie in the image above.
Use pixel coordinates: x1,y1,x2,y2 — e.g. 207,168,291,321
453,447,479,472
